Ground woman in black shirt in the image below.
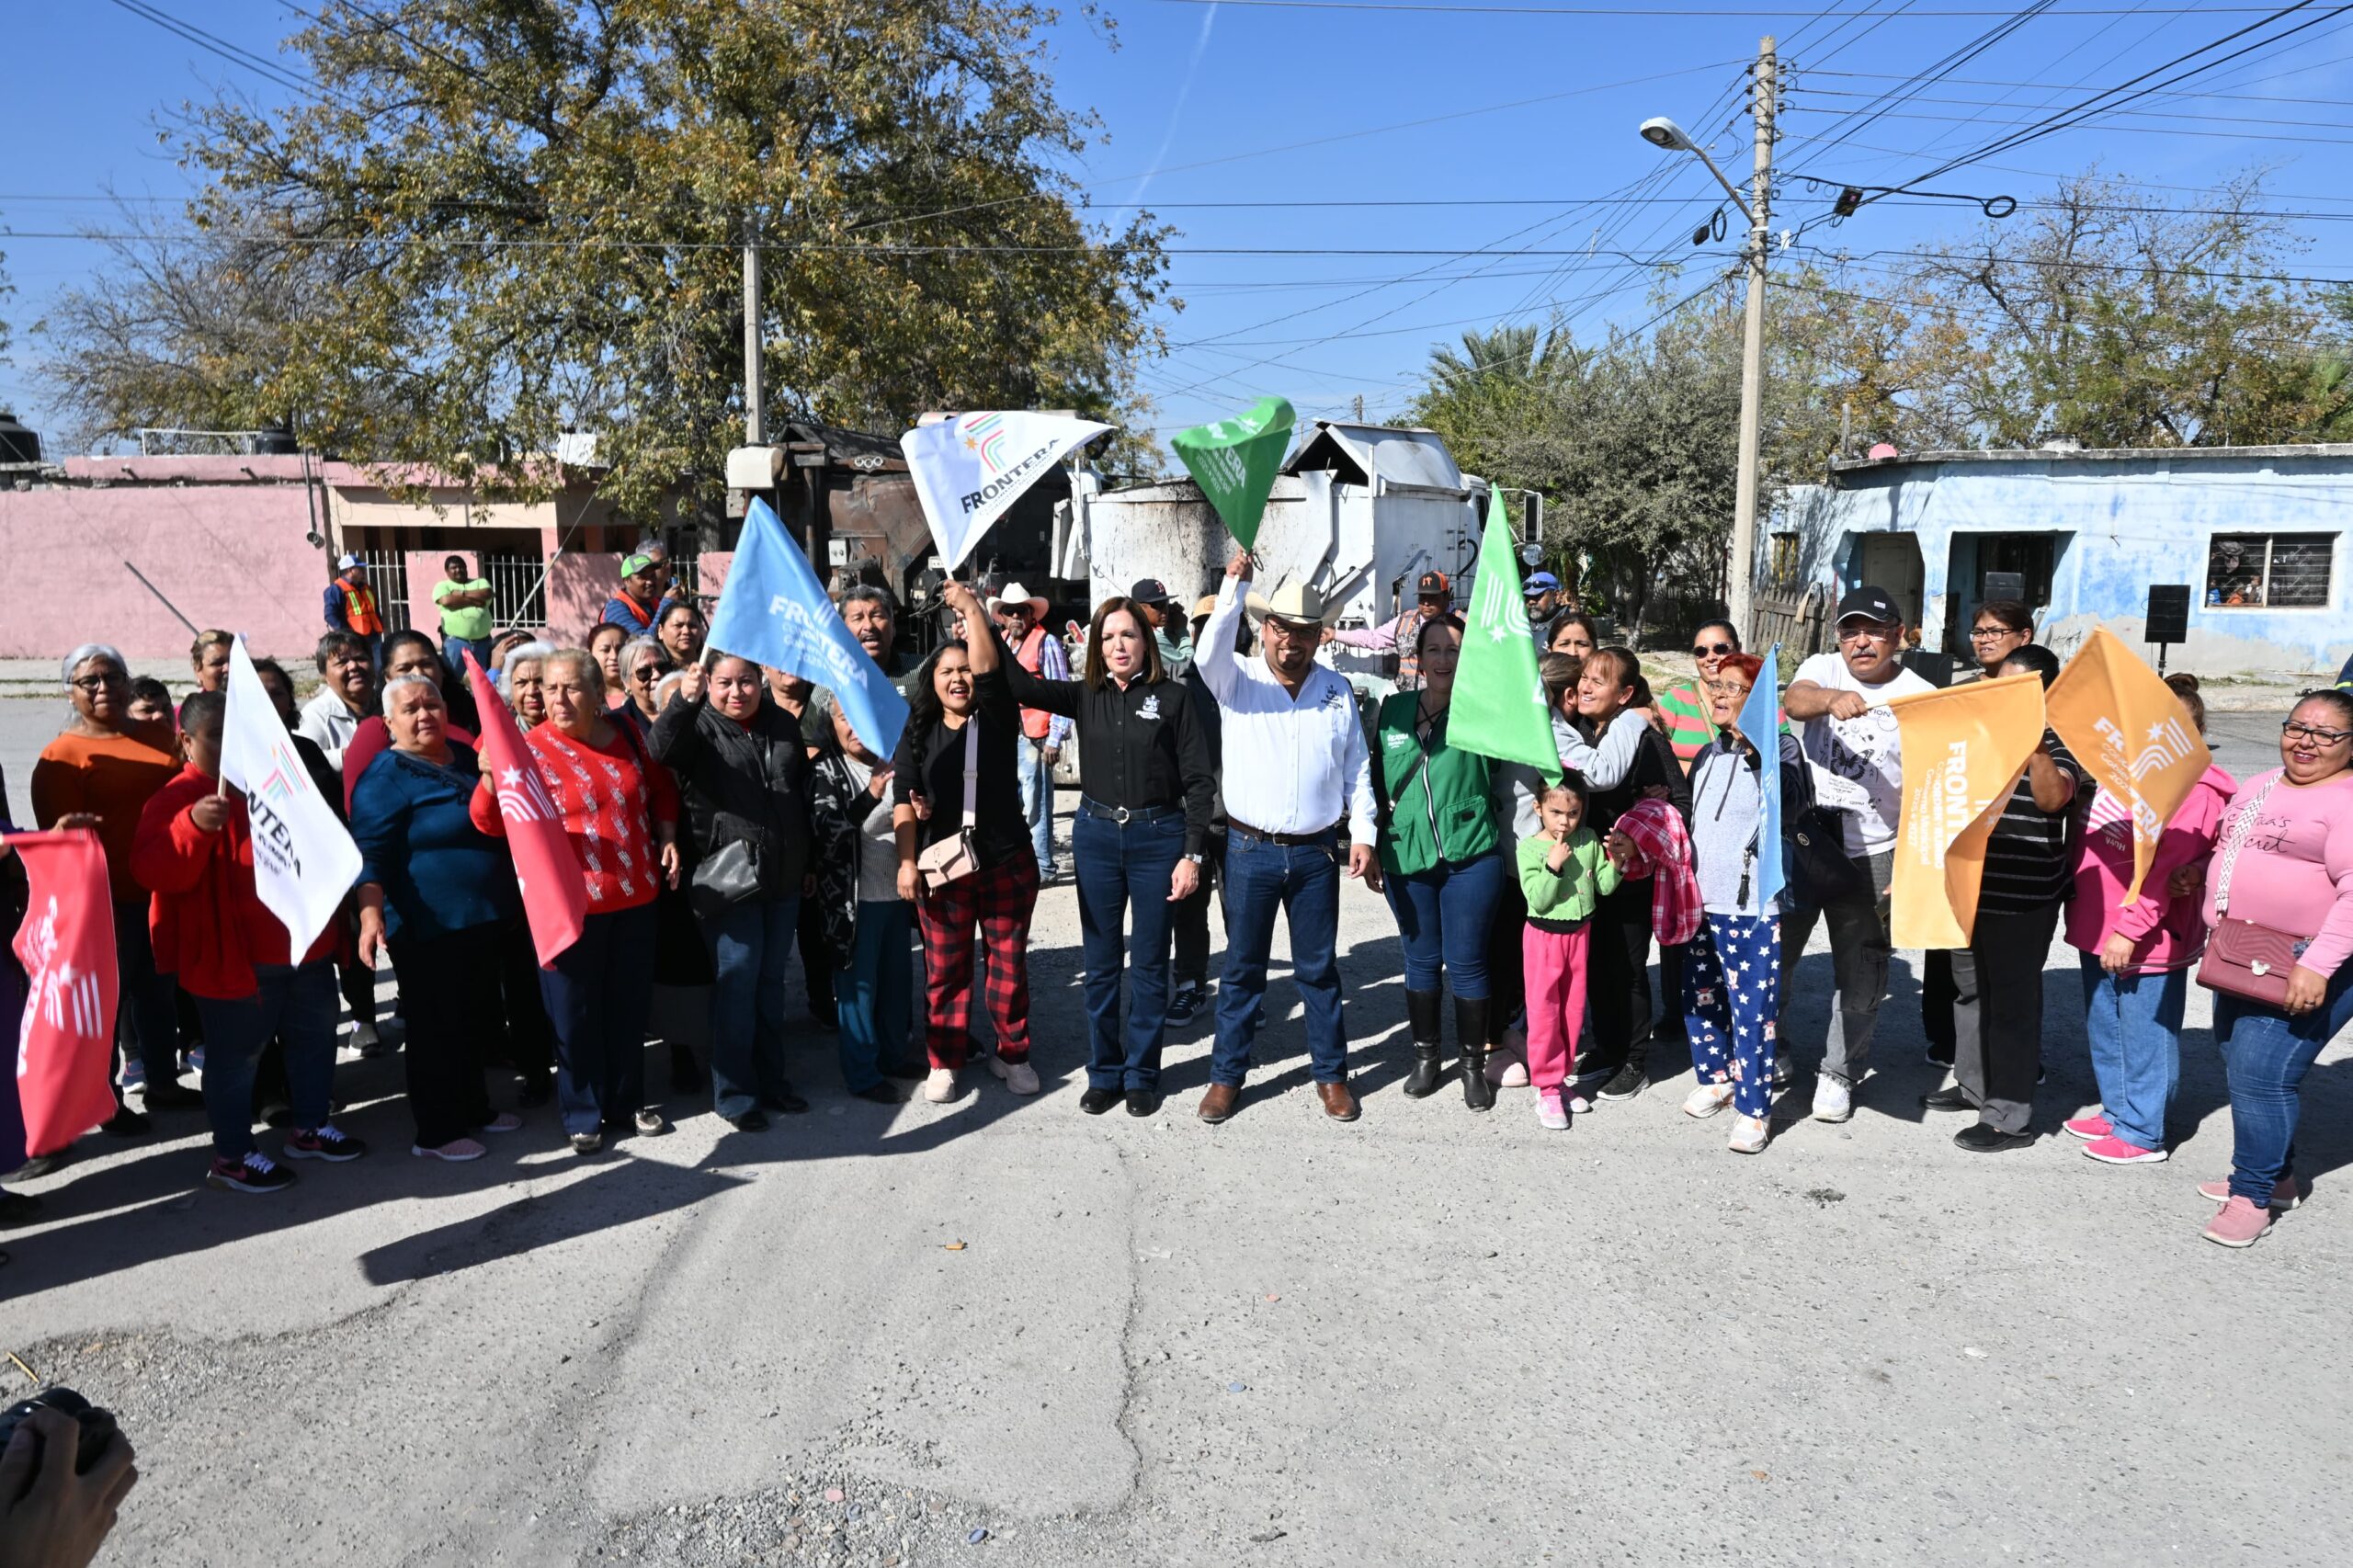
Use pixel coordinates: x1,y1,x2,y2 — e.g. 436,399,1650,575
983,584,1216,1119
1572,646,1693,1104
892,600,1038,1106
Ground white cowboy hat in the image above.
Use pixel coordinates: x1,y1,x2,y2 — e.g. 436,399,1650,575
1245,580,1336,628
991,580,1049,619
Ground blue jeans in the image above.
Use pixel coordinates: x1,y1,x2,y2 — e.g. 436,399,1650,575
538,903,657,1136
1073,804,1188,1091
2079,955,2186,1153
2212,963,2353,1207
700,894,801,1119
1014,736,1058,875
113,897,180,1087
191,961,339,1161
442,634,494,679
835,900,912,1093
1381,850,1504,1000
1212,829,1347,1086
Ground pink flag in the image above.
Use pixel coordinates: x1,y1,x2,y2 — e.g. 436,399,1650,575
463,653,586,966
8,831,121,1155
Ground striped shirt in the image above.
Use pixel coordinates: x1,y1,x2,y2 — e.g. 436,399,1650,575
1977,728,2083,915
1656,678,1713,770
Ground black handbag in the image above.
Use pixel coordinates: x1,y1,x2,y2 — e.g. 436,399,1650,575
1782,750,1870,911
688,836,764,917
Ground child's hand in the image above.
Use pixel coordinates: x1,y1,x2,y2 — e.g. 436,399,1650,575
1545,839,1574,872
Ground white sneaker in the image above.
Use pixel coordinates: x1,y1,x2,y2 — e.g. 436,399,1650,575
1565,1091,1592,1115
922,1068,961,1103
1811,1074,1853,1123
1728,1114,1769,1154
988,1057,1040,1096
1681,1082,1734,1119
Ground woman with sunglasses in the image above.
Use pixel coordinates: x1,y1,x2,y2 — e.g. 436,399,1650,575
31,644,194,1123
1656,620,1741,775
2189,688,2353,1248
618,635,675,731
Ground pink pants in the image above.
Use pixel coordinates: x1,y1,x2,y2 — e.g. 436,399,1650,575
1522,921,1590,1091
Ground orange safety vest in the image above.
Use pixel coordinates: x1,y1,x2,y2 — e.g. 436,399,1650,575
339,575,384,636
1013,625,1053,743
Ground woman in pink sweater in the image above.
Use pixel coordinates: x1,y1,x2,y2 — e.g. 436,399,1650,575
2063,676,2234,1165
2193,687,2353,1249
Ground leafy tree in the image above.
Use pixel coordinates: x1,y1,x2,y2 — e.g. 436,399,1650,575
42,0,1170,517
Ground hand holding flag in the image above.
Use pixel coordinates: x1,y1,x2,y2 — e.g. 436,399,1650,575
2045,627,2213,904
1444,490,1560,777
1173,396,1294,551
221,637,362,954
900,412,1110,572
464,652,587,967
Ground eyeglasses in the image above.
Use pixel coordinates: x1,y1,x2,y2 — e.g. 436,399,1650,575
70,672,127,692
1690,642,1736,658
2282,720,2353,746
1968,625,2027,642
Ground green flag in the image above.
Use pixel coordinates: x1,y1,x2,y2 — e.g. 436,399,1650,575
1449,490,1559,778
1171,395,1294,550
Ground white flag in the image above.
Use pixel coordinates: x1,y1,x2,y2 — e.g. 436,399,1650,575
221,638,363,954
900,412,1111,571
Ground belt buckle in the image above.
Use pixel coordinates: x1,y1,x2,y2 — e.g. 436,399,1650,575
1112,804,1132,824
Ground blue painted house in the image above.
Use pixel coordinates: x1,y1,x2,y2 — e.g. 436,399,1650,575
1762,443,2353,676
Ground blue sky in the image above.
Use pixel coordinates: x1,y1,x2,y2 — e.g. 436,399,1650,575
6,2,2352,452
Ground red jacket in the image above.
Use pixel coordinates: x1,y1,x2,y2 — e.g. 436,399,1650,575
131,766,336,1000
470,722,679,913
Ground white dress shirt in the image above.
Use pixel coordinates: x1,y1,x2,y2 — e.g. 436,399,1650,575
1195,576,1379,846
298,686,366,770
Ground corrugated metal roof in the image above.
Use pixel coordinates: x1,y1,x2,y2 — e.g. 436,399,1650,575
1281,420,1466,491
1830,442,2353,479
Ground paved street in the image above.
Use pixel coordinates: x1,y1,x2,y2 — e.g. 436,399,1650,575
0,699,2344,1567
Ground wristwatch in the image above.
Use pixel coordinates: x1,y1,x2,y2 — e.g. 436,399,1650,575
1184,852,1205,866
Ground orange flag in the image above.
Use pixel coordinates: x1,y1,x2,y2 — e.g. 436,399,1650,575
2045,627,2213,905
1887,673,2048,949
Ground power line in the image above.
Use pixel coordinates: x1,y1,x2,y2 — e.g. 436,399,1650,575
1129,1,2302,14
102,0,325,100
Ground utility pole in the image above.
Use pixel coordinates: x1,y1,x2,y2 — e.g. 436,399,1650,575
1728,34,1776,643
743,210,765,446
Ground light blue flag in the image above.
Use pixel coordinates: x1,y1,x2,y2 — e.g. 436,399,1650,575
706,497,909,757
1739,643,1786,912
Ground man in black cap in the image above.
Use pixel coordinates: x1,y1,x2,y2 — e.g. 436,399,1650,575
1778,584,1934,1124
1328,569,1453,689
1130,577,1190,676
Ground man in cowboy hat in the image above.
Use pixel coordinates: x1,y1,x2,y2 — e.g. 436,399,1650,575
992,578,1074,883
1190,551,1380,1124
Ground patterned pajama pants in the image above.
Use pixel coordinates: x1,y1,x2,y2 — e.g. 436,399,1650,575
1682,912,1780,1120
917,854,1040,1070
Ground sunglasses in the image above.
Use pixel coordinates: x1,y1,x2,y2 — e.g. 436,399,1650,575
1690,642,1736,658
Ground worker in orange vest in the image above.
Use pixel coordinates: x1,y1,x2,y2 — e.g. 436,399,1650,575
323,552,385,667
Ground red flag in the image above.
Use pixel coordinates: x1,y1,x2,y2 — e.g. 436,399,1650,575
462,652,587,966
7,831,121,1155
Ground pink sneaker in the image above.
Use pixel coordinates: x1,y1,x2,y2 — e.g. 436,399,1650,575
2062,1114,2112,1142
412,1137,487,1162
1536,1089,1569,1131
2196,1174,2302,1210
2082,1136,2165,1165
2200,1195,2274,1248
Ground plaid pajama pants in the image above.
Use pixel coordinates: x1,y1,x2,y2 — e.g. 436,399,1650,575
917,853,1040,1069
1683,912,1780,1120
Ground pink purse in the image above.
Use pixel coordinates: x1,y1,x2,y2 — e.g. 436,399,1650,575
915,722,980,892
2195,775,2307,1006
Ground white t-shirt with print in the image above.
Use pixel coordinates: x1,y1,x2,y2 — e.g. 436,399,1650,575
1790,651,1936,858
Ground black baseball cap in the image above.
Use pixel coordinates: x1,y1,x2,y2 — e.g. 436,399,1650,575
1836,585,1903,625
1415,570,1451,597
1130,576,1172,604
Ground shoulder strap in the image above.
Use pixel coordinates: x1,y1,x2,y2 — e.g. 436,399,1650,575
960,718,981,829
2212,771,2283,915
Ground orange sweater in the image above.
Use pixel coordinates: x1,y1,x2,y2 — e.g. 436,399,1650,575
31,729,180,903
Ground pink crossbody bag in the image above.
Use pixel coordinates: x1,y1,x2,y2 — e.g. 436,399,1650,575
2196,774,2308,1007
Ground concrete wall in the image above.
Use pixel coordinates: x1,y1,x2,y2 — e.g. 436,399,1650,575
1766,450,2353,676
0,458,331,661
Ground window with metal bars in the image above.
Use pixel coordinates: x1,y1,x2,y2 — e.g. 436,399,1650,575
2203,533,2336,610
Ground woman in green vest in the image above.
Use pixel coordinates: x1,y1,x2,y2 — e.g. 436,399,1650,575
1374,616,1508,1111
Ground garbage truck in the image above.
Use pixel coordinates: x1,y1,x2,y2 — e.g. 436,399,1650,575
1053,419,1522,699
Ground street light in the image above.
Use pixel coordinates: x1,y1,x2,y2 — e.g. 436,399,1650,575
1636,40,1777,643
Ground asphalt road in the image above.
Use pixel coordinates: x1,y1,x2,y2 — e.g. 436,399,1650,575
0,701,2343,1567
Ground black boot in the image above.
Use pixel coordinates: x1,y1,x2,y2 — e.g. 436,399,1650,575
1457,996,1495,1111
1403,988,1444,1098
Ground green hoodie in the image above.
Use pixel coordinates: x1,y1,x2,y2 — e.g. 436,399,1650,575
1517,827,1620,928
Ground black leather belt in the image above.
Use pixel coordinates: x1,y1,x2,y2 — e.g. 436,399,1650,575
1228,818,1340,846
1080,797,1183,825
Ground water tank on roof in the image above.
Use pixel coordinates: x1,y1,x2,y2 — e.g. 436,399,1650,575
0,412,40,464
250,424,299,455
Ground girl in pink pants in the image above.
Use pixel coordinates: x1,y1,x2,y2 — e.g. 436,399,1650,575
1518,781,1622,1130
